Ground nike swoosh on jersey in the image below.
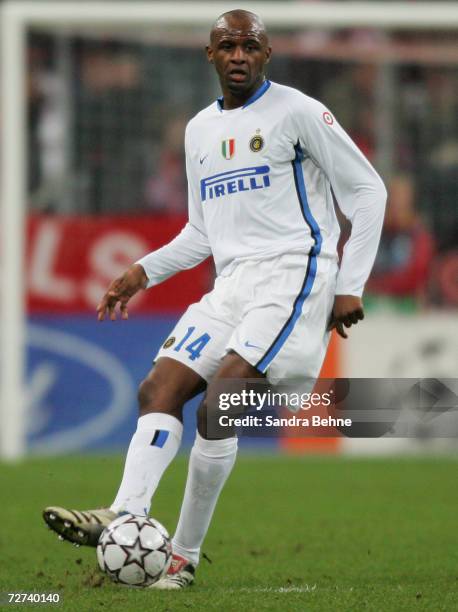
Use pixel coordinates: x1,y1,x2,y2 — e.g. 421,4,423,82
199,154,208,165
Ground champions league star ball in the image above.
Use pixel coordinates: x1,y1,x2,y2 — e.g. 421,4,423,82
97,514,172,587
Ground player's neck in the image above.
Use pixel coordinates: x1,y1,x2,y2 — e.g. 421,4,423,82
220,78,266,110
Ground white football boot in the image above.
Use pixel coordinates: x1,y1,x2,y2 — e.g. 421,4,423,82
150,553,196,590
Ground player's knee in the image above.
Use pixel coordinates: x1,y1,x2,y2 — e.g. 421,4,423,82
137,375,179,418
197,395,235,440
138,365,195,419
196,399,208,436
137,377,159,415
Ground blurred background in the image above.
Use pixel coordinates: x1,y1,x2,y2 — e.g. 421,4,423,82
1,1,458,458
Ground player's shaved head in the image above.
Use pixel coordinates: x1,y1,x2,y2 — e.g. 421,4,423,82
210,10,268,45
207,9,271,109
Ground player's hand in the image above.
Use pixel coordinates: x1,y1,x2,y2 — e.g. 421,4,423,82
96,264,148,321
327,295,364,339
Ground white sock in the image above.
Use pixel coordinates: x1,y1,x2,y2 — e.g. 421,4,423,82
172,433,238,566
111,413,182,516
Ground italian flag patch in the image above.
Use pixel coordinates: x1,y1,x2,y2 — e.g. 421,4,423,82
221,138,235,159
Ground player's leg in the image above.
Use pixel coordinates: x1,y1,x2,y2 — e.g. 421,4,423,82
109,357,206,517
153,351,264,589
155,254,338,588
44,281,235,546
111,285,236,523
43,357,205,546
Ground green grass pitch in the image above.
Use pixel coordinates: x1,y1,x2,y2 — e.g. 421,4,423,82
1,454,457,611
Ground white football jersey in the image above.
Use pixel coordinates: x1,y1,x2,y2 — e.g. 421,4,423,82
138,80,387,296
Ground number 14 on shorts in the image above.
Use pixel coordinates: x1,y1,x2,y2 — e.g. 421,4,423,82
174,326,211,361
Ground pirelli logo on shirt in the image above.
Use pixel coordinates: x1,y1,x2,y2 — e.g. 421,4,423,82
200,166,271,202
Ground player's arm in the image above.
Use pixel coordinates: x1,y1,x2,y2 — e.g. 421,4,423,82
293,97,387,338
97,126,211,321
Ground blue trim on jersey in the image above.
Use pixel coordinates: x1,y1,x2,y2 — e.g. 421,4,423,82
292,142,322,256
243,79,271,108
255,142,322,373
216,80,271,112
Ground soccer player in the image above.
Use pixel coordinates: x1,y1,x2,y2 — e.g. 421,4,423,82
43,10,387,589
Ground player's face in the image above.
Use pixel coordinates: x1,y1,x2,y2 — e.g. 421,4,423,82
207,19,271,100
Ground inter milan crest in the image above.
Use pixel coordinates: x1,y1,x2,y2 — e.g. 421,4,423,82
221,138,235,159
249,129,264,152
163,337,175,349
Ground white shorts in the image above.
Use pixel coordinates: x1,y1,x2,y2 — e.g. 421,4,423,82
155,253,338,384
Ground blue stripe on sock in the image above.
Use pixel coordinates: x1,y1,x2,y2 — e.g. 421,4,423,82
151,430,169,448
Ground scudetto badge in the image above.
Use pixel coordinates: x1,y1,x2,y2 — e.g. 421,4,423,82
221,138,235,159
249,134,264,152
163,337,175,349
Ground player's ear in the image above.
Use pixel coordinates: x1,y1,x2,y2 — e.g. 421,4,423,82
206,45,214,63
264,46,272,65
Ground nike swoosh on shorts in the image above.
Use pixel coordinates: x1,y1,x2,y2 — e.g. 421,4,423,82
244,341,262,349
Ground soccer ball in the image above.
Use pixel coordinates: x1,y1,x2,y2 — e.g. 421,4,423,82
96,514,172,587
